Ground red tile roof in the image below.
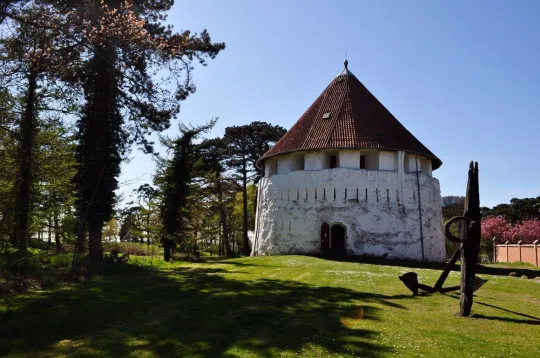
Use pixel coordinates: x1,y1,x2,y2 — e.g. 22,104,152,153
260,65,442,170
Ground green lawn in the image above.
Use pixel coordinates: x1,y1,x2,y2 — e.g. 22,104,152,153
1,255,539,357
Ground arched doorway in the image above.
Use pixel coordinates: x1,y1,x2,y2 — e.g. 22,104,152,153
330,223,346,249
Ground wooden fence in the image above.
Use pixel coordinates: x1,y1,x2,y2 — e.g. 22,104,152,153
493,239,540,267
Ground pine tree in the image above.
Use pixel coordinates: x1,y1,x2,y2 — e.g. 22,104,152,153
56,1,226,262
156,121,215,261
0,2,79,253
224,122,286,256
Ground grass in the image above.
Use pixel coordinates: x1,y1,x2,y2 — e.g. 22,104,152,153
1,255,539,357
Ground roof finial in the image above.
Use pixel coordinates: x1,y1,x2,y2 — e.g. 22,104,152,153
344,50,348,69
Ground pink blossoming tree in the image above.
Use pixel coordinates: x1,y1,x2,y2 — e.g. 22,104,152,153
482,216,540,243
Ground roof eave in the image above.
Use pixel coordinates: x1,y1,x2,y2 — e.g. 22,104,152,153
257,147,442,171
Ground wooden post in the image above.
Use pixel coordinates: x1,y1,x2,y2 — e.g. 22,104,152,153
458,162,481,317
505,241,509,262
534,240,539,267
492,237,497,263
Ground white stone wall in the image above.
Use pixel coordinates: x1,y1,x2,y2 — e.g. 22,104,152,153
252,168,445,262
291,153,305,171
264,158,278,177
421,158,432,177
379,151,397,171
277,155,292,174
365,150,379,170
305,152,325,170
339,150,361,169
405,153,417,173
404,153,432,175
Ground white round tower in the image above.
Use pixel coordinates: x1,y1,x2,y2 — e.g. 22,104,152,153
253,61,446,262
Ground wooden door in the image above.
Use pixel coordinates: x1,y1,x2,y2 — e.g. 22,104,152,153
321,222,329,249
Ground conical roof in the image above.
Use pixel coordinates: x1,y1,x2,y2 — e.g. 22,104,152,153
260,62,442,170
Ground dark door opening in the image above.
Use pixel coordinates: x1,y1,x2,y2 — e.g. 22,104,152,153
330,224,345,249
329,155,337,168
320,222,329,249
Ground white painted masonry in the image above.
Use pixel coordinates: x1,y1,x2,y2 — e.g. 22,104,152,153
339,150,361,169
305,152,325,170
253,150,445,262
365,150,379,170
277,155,292,174
379,151,397,171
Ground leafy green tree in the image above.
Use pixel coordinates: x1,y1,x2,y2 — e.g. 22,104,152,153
0,89,18,246
0,2,79,254
195,137,234,256
224,122,285,256
442,203,463,220
118,207,142,243
156,121,215,261
1,5,53,253
57,0,226,262
483,197,540,223
135,184,161,246
33,119,76,251
232,184,257,232
103,217,119,243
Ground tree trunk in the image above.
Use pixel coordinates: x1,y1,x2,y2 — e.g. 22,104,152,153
216,179,231,257
147,213,151,246
47,216,52,245
218,228,222,256
1,204,13,244
193,229,198,256
88,221,103,261
242,159,250,256
163,237,172,261
54,211,62,251
12,70,38,254
72,218,86,272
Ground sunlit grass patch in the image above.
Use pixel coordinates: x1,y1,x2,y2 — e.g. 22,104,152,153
1,255,539,357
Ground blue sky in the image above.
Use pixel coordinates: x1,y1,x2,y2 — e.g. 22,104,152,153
119,0,540,208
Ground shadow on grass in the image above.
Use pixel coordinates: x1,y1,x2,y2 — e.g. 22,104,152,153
1,263,405,357
472,314,540,326
445,293,540,326
345,255,540,278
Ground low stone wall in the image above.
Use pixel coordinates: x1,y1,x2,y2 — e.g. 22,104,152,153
494,241,540,267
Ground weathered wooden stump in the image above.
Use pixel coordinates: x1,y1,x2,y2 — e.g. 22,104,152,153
444,162,482,316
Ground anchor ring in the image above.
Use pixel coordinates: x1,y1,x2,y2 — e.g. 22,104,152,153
444,216,474,243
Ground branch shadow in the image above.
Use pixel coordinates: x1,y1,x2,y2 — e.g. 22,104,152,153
1,263,407,357
444,293,540,326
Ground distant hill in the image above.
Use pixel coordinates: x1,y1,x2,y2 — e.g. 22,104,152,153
442,196,465,207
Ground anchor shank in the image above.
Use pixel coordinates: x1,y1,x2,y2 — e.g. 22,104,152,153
434,247,460,292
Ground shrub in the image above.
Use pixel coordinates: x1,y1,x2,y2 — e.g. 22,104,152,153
103,242,163,257
103,250,130,264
